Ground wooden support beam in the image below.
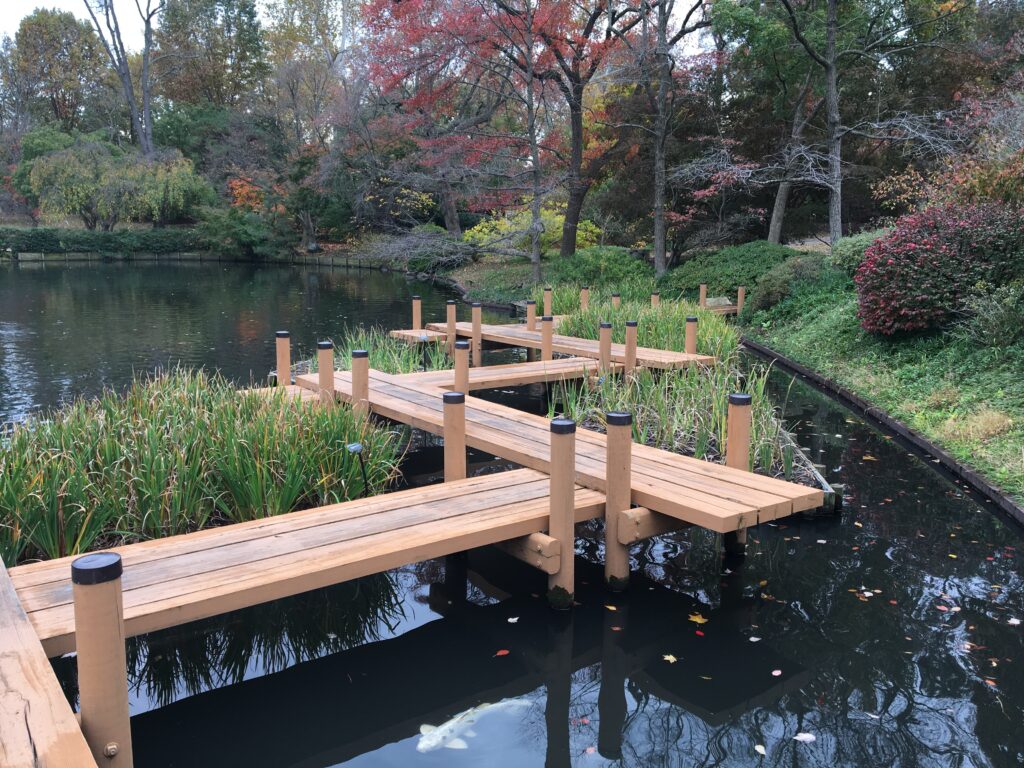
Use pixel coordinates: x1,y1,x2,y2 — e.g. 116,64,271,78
446,300,457,355
650,292,660,308
685,316,697,356
471,303,483,367
580,287,590,312
72,553,133,768
275,331,290,387
412,295,422,331
698,284,707,308
453,341,469,394
624,321,638,374
317,341,334,406
443,392,466,482
543,287,553,317
725,393,753,552
526,300,537,332
611,293,621,310
736,286,746,315
541,316,554,361
604,412,632,589
616,507,690,544
494,532,561,574
599,323,612,372
547,418,576,607
351,350,369,417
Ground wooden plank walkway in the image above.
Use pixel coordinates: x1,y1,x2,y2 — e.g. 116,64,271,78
0,562,97,768
9,470,605,658
425,321,715,369
388,328,447,345
394,356,615,391
296,369,823,533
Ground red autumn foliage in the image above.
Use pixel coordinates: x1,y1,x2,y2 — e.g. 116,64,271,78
855,202,1024,334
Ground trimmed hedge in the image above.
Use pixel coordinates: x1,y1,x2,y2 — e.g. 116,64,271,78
855,203,1024,335
0,227,207,255
659,241,800,299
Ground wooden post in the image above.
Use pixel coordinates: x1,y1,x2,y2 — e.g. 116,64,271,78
454,340,470,393
725,393,752,553
737,286,746,314
445,299,457,355
580,286,590,311
548,418,576,607
599,322,612,372
604,412,632,590
685,315,698,355
698,283,707,308
597,602,627,759
624,321,638,374
471,302,482,367
543,286,553,317
541,315,554,361
275,330,290,387
72,552,133,768
611,292,621,309
317,341,334,405
650,291,660,308
525,299,537,331
411,295,422,331
351,349,369,417
443,392,467,482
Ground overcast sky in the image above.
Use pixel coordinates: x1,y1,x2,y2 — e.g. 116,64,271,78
2,0,147,49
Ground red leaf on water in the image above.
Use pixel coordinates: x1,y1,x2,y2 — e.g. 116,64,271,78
494,649,510,657
695,630,705,637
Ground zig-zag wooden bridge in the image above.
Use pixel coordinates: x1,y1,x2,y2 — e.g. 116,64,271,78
0,290,817,768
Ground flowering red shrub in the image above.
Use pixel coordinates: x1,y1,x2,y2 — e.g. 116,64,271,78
855,203,1024,334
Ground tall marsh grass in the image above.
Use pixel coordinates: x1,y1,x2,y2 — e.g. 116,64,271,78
0,370,402,565
306,326,452,375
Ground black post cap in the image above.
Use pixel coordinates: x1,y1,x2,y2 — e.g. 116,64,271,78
544,286,552,291
318,340,333,350
276,330,289,338
455,340,470,349
729,393,753,406
542,315,553,322
472,302,482,308
71,552,122,585
447,299,456,305
352,349,368,359
600,322,612,329
412,295,421,300
686,316,698,323
443,392,465,405
612,292,621,297
626,320,638,327
582,286,590,290
652,291,660,296
606,411,632,427
526,300,536,305
550,418,576,434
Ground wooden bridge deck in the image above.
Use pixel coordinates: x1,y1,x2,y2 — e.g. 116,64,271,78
295,369,823,533
9,470,605,658
0,563,97,767
425,321,715,369
394,356,614,391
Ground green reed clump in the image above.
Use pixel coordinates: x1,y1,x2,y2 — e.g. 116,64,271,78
0,369,402,564
557,299,740,361
549,364,790,475
530,279,657,315
307,326,451,375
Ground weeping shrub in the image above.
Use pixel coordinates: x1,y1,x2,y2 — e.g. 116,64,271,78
855,203,1024,335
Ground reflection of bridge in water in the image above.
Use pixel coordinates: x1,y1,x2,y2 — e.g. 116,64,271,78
132,552,808,768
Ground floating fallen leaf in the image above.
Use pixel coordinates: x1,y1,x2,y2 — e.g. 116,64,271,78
663,654,678,664
700,675,712,680
749,636,761,642
863,455,878,461
889,600,898,606
755,745,767,756
695,630,705,637
1009,618,1021,626
936,605,949,612
771,669,782,677
817,539,827,544
605,605,618,611
507,617,519,624
759,579,768,587
688,612,709,625
585,746,596,754
793,733,816,743
610,625,622,631
854,521,863,528
494,649,510,657
949,554,958,559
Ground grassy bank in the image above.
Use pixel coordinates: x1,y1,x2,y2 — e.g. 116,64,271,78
0,370,402,565
745,278,1024,504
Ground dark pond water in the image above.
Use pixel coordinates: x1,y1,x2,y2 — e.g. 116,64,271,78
5,262,1023,767
0,260,499,424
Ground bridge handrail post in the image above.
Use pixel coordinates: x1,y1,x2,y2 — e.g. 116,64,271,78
604,412,632,590
548,418,576,608
443,392,467,482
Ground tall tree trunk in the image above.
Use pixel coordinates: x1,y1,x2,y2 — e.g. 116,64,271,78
825,0,842,246
559,82,586,259
299,210,318,252
767,180,792,244
439,179,461,237
525,25,544,284
651,4,670,277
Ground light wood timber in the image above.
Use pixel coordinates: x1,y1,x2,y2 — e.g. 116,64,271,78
541,317,554,361
685,317,698,356
443,393,467,482
388,328,446,345
580,287,589,311
651,292,660,308
624,322,638,374
397,357,615,391
599,324,612,371
10,470,606,657
543,287,553,317
611,294,621,309
698,284,707,307
454,341,469,393
617,508,690,544
412,296,422,331
494,533,560,574
471,304,483,367
548,420,576,599
351,351,369,417
275,332,290,387
526,301,537,331
604,414,632,586
0,561,97,768
737,287,746,314
446,301,457,355
317,342,334,406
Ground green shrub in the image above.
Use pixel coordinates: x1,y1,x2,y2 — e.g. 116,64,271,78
198,207,283,260
0,370,401,564
954,283,1024,348
463,205,600,255
659,241,799,299
545,246,653,287
830,228,890,276
744,253,848,315
0,226,206,254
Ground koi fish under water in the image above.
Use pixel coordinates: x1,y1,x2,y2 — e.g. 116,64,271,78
416,699,531,752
